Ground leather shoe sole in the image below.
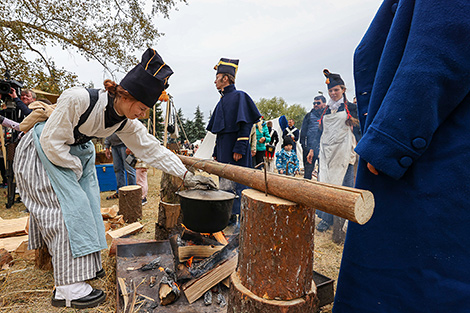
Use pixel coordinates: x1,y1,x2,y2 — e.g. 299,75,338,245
52,289,106,309
95,268,106,279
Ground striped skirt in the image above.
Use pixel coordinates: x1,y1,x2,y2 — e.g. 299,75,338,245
13,132,102,286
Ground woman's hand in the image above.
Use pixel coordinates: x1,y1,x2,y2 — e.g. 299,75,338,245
367,162,379,175
307,149,314,164
259,137,266,143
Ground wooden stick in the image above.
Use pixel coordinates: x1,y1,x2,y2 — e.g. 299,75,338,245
212,232,228,245
117,277,129,311
178,155,374,225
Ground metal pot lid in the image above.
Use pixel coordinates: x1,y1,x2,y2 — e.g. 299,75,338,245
177,189,236,201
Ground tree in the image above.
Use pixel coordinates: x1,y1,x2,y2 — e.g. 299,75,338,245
150,101,164,139
256,97,288,121
255,97,307,127
0,0,185,93
184,105,205,143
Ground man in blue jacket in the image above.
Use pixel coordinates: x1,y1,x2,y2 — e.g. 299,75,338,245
207,58,261,225
334,1,470,312
300,95,326,180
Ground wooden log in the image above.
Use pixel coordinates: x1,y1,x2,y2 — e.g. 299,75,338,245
238,189,315,300
35,245,52,271
106,222,143,245
0,217,29,238
178,155,374,225
118,185,142,223
212,232,228,245
0,248,13,269
155,201,183,240
228,272,318,313
183,253,238,304
101,204,119,219
0,235,28,252
178,245,224,262
181,229,222,246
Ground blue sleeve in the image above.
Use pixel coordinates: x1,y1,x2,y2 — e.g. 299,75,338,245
14,98,32,116
355,0,470,179
300,115,308,147
233,122,252,155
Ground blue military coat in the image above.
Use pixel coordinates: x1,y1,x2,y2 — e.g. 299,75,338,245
334,0,470,312
207,84,261,168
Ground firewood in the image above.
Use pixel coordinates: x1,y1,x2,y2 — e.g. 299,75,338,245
155,201,183,240
103,221,111,232
0,248,13,269
118,185,142,223
105,222,143,245
101,204,119,219
0,235,28,252
0,217,29,238
14,240,35,260
212,231,228,245
109,215,125,225
178,245,224,262
204,290,212,306
183,253,238,304
159,274,181,305
117,277,129,311
181,228,222,246
35,245,52,271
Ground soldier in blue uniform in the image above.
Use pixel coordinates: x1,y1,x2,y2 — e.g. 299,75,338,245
207,58,261,225
334,0,470,312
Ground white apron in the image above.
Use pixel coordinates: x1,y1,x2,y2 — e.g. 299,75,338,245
319,110,356,185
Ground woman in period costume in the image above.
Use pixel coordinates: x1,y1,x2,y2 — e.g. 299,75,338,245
13,48,214,309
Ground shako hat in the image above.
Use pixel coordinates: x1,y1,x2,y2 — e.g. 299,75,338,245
323,69,345,90
120,48,173,108
214,58,239,77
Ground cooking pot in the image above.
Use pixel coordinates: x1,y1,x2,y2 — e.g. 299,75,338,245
176,189,237,233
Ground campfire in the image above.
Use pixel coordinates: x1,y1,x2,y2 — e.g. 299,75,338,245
115,224,238,312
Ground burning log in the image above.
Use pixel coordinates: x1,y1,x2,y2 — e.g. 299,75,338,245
159,272,181,305
204,290,212,306
138,256,161,271
181,228,222,246
182,235,239,304
178,155,374,225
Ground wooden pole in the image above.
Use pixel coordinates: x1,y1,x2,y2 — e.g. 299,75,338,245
177,155,374,225
163,99,171,148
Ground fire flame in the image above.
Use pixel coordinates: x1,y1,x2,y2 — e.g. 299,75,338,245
187,256,194,267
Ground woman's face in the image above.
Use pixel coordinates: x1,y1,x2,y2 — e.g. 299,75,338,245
117,97,149,119
328,85,345,102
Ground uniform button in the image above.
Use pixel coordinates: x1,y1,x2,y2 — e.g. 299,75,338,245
412,137,426,149
391,2,398,14
399,156,412,167
361,92,368,95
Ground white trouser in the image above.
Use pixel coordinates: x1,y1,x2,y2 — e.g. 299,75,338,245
55,282,92,307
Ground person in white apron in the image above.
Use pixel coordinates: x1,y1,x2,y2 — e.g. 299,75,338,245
315,69,360,232
13,48,215,310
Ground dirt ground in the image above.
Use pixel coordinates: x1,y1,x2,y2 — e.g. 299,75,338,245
0,168,344,312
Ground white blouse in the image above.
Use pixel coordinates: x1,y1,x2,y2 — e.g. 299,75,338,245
40,87,186,180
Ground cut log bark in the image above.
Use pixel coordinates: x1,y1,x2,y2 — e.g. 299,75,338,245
178,245,224,262
155,201,183,240
0,248,13,269
0,216,29,238
106,222,143,245
118,185,142,223
160,172,183,204
178,155,374,225
14,240,35,260
237,189,315,300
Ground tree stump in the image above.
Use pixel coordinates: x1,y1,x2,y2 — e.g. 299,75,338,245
228,189,319,312
155,201,184,240
118,185,142,223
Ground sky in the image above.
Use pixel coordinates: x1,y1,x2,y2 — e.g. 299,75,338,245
50,0,382,121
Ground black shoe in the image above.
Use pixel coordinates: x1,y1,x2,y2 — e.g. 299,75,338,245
316,220,331,232
51,289,106,309
142,197,148,206
95,268,106,279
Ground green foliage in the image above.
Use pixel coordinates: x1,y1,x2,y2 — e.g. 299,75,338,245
150,102,164,139
184,105,206,143
255,97,307,127
0,0,185,93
